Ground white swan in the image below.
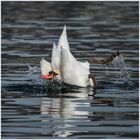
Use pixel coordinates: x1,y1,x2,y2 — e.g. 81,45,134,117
60,26,93,87
40,25,120,87
40,25,94,87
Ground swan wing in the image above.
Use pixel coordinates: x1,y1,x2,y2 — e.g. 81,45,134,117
61,48,90,87
59,25,89,70
40,58,51,75
58,25,70,51
51,42,59,70
51,42,61,80
79,61,90,71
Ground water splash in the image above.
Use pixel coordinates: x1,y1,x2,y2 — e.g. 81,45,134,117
26,63,45,85
26,64,62,90
112,54,132,85
104,64,109,74
103,54,132,85
112,54,131,84
27,63,40,75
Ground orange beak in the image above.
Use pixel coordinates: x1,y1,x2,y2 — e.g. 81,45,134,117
41,74,54,79
40,72,58,80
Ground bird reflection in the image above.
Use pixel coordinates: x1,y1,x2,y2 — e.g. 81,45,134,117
40,88,93,137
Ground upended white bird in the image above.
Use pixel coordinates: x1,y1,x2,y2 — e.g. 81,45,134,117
40,25,119,88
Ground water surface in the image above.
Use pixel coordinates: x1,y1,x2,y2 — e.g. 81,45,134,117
1,1,139,139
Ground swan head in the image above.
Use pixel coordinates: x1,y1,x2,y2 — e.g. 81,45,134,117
41,71,59,80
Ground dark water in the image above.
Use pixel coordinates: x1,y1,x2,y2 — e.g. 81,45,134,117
1,1,139,139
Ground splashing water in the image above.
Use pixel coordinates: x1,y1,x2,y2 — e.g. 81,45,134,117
104,64,109,74
26,63,44,85
27,63,40,75
112,54,131,84
26,64,62,90
113,55,130,81
103,54,132,85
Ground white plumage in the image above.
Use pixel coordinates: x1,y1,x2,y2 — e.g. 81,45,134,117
40,25,93,87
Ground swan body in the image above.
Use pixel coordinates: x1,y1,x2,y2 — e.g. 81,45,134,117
40,25,93,87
